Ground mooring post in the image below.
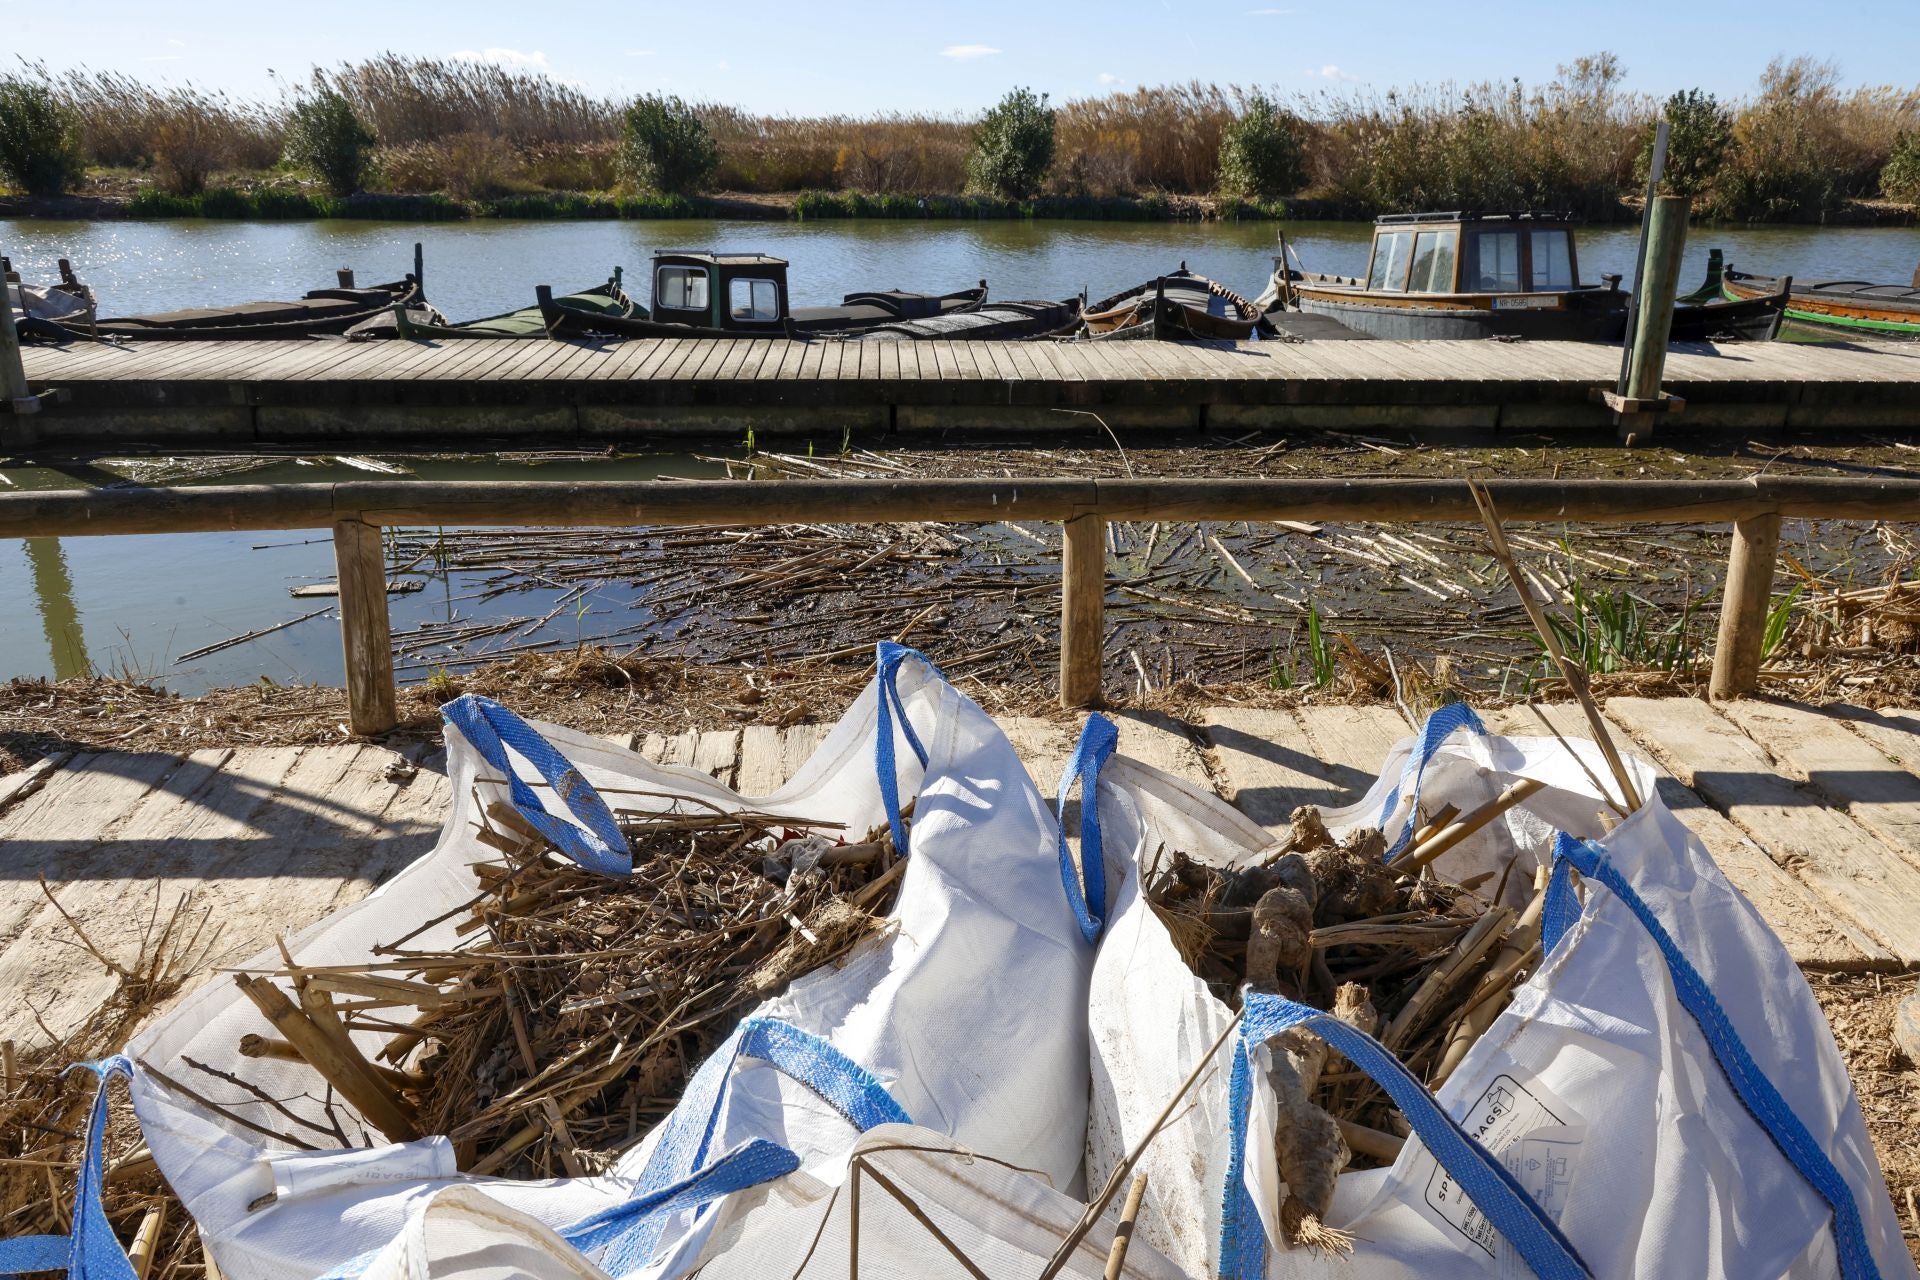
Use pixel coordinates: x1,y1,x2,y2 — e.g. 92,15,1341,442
1710,511,1782,701
1060,514,1107,708
413,241,425,298
0,270,34,424
1616,194,1690,444
333,517,398,735
336,268,356,289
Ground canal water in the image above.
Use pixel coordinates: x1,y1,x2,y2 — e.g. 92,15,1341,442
1,216,1916,694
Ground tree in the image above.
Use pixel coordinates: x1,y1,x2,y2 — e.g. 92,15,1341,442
966,87,1055,199
1217,92,1306,200
1883,131,1920,208
619,94,718,194
0,75,80,197
1638,89,1733,198
283,84,377,196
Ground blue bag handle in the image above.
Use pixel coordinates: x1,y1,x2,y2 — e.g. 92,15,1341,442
0,1055,138,1280
1220,994,1590,1280
1379,702,1488,859
1057,714,1119,943
561,1138,800,1275
441,694,628,877
1549,834,1883,1280
874,642,939,856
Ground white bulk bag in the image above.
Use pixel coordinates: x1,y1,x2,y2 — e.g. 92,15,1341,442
1080,706,1916,1280
126,644,1095,1280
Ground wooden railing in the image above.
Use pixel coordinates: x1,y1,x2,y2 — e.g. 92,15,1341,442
4,475,1915,733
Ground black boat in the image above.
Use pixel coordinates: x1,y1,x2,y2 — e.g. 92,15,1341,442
1670,250,1788,342
855,298,1080,340
1080,266,1270,341
4,255,97,341
33,249,430,342
538,251,988,339
352,272,639,340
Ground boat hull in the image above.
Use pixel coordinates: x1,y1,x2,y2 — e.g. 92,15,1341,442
1724,268,1920,338
1294,292,1627,341
46,277,429,342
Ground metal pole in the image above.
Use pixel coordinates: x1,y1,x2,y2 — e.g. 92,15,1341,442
1617,120,1669,398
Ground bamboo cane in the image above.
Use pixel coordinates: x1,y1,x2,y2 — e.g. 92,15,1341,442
1103,1173,1150,1280
1395,778,1548,874
234,974,420,1141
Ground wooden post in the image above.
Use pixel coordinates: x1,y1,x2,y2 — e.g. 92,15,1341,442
1710,512,1782,701
1618,194,1690,444
0,268,34,418
413,241,425,298
1060,514,1107,708
336,268,356,289
333,517,397,735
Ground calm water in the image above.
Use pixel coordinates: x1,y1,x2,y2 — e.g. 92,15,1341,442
1,215,1916,693
3,216,1917,320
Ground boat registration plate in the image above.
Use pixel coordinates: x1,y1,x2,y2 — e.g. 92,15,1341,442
1492,295,1558,310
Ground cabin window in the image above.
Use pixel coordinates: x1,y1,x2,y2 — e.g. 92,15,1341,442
1466,229,1523,291
729,278,781,322
1529,229,1574,290
1407,229,1458,292
1366,231,1415,291
656,266,710,312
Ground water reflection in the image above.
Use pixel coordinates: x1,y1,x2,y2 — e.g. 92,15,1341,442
24,537,90,679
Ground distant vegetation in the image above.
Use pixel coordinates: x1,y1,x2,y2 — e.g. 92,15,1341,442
1,53,1917,222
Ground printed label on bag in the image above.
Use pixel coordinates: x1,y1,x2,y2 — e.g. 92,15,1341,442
1409,1073,1585,1270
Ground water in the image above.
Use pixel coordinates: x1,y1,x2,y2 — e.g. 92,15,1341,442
1,215,1916,693
4,217,1916,322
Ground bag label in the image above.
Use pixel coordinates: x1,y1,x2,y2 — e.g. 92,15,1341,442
1411,1072,1584,1272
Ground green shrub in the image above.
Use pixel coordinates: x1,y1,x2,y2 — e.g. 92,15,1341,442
1639,89,1732,198
1883,131,1920,207
283,86,377,195
619,94,718,194
966,87,1055,199
126,189,200,218
0,75,80,196
1216,92,1305,200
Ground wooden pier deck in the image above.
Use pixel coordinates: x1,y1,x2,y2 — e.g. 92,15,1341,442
14,334,1920,448
3,695,1917,1050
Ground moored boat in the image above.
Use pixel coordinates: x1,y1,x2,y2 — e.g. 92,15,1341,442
353,272,638,340
4,255,97,340
1723,264,1920,339
1079,266,1269,341
1670,250,1787,342
1272,211,1630,341
855,298,1080,340
538,251,988,339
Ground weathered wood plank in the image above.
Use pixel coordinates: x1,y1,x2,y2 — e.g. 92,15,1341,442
1607,695,1920,964
1108,710,1212,790
1200,706,1350,828
998,715,1078,798
1290,704,1412,807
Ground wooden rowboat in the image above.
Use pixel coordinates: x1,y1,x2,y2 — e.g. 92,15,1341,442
1080,266,1269,342
1723,265,1920,339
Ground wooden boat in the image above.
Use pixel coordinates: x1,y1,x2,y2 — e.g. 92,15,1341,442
1080,266,1269,341
355,273,637,340
1274,211,1630,341
855,298,1080,340
538,251,988,339
1670,250,1787,342
1722,264,1920,338
39,261,428,342
4,255,97,341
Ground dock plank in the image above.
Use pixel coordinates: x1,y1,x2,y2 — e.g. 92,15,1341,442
1200,707,1349,828
1607,696,1920,964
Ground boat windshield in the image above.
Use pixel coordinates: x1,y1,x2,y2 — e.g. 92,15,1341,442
657,265,710,311
1408,229,1458,293
1465,229,1523,292
1530,229,1574,289
730,278,780,321
1367,231,1415,291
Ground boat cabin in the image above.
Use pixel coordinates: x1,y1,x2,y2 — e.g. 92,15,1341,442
651,251,790,333
1358,211,1592,296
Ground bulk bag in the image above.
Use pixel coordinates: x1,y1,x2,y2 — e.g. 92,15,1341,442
123,644,1095,1280
1078,706,1916,1279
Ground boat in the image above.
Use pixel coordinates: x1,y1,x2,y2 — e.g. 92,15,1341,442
1271,211,1630,341
4,255,97,340
1079,266,1270,341
538,251,988,339
1722,263,1920,339
32,256,429,342
855,298,1080,340
1670,250,1788,342
350,271,639,340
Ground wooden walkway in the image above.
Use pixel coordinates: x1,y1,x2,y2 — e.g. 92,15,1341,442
15,335,1920,448
3,695,1918,1048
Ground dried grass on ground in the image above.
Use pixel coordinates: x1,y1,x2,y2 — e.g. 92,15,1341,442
1809,971,1920,1265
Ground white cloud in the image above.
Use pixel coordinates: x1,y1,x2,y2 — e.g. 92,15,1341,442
1098,72,1123,85
450,47,550,68
939,44,1002,60
1313,64,1356,80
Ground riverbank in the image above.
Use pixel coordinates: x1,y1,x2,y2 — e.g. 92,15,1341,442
3,181,1912,226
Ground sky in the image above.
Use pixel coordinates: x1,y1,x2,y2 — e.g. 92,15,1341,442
11,0,1918,115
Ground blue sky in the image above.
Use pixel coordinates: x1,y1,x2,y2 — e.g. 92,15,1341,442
13,0,1917,114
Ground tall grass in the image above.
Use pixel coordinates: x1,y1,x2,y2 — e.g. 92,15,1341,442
6,52,1916,221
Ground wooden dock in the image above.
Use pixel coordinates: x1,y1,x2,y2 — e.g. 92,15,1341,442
14,334,1920,448
4,695,1917,1049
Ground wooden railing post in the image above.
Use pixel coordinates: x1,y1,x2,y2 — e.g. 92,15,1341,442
333,517,397,735
0,268,35,417
1710,511,1782,701
1060,514,1107,708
